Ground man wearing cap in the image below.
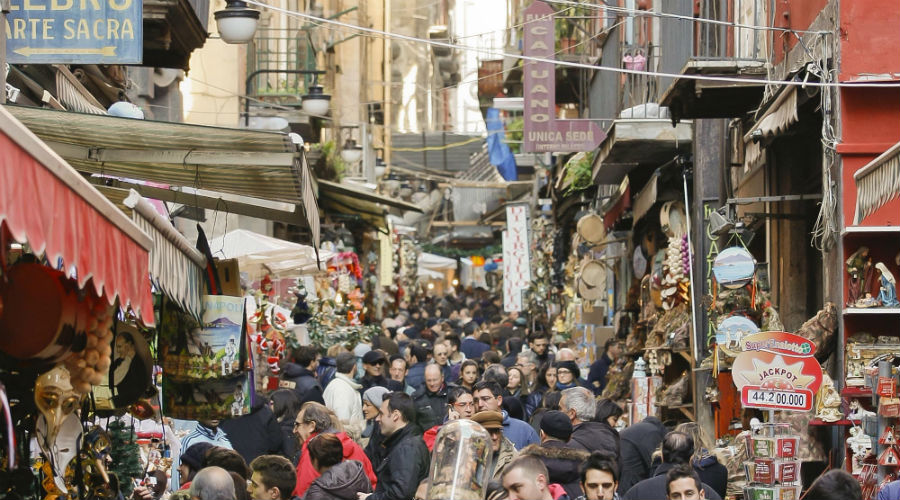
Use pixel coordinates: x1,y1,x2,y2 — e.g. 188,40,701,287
323,352,365,439
520,410,590,499
412,364,448,430
360,350,402,393
473,381,540,450
472,411,517,480
460,322,490,360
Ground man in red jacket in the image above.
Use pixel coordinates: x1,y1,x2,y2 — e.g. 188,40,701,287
291,402,376,496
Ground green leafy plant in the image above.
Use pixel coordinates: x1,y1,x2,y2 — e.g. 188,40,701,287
311,140,346,182
506,117,524,154
563,151,594,194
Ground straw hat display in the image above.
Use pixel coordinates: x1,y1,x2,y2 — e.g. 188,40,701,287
577,259,606,301
576,213,606,245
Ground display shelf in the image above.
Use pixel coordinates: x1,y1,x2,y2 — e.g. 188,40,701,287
844,307,900,315
842,226,900,235
809,418,862,426
842,386,873,397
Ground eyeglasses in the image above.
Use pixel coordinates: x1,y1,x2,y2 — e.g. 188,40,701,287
453,402,474,409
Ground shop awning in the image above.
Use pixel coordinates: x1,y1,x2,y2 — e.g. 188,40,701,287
317,179,423,229
591,119,693,184
124,190,205,319
4,104,321,248
0,106,155,325
742,87,799,171
207,229,333,279
854,141,900,224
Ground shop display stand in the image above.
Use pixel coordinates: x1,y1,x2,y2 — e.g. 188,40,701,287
839,226,900,498
742,421,802,500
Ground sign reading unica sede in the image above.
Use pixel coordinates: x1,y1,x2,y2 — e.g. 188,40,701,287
522,1,604,153
733,331,823,412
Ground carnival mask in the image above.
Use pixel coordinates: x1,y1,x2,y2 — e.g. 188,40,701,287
82,426,112,484
34,366,82,447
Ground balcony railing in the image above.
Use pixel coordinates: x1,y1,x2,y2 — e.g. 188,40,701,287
246,28,317,105
696,0,769,61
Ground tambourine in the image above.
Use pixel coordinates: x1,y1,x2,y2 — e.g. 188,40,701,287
660,201,687,237
580,260,606,287
576,213,606,245
0,263,82,363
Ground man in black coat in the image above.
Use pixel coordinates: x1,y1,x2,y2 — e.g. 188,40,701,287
520,411,590,499
622,431,722,500
560,387,619,457
362,392,430,500
220,401,285,464
617,415,667,495
587,338,620,395
412,364,448,430
279,345,324,405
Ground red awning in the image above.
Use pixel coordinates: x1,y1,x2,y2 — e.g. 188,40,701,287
0,106,155,326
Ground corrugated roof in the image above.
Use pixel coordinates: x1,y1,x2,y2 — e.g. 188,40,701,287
390,132,484,172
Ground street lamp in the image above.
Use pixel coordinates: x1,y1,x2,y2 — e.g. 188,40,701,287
340,138,363,163
244,69,328,127
214,0,260,44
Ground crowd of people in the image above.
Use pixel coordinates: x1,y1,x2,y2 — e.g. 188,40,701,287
142,290,868,500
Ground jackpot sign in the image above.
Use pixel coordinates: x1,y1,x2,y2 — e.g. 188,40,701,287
522,1,604,153
733,331,823,412
5,0,142,64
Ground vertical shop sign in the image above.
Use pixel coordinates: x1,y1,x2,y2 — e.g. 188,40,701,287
5,0,143,64
522,0,604,153
733,331,823,412
503,204,531,312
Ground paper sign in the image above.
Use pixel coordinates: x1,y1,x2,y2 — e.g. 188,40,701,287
733,331,823,412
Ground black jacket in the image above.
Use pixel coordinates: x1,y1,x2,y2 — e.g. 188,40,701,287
621,462,722,500
279,417,300,464
220,403,285,464
370,424,430,500
363,421,387,465
303,460,372,500
281,363,325,405
587,353,612,395
412,385,448,431
617,416,667,494
569,421,619,458
694,454,728,499
520,441,590,500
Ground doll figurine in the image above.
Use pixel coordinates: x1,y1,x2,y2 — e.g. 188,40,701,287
876,262,899,307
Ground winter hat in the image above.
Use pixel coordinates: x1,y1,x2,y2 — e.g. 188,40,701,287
180,442,215,471
555,360,581,380
540,410,574,441
363,386,390,409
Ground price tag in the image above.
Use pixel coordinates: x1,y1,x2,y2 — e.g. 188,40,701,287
741,386,813,411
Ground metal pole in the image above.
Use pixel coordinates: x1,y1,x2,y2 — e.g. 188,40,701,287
243,69,325,127
1,0,9,105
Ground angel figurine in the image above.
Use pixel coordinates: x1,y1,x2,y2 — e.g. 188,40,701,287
876,262,899,307
815,374,843,422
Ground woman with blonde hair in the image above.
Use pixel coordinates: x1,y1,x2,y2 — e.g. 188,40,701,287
674,421,728,499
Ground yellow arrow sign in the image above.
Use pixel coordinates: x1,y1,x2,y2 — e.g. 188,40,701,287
13,46,117,57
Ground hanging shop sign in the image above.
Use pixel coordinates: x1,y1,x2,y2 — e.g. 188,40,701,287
733,331,823,412
522,1,604,153
5,0,143,64
503,204,531,312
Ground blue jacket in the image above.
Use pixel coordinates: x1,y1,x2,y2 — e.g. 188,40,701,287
879,480,900,500
406,361,428,392
501,410,540,450
461,337,490,360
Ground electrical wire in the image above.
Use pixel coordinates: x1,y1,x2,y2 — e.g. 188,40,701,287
242,0,900,89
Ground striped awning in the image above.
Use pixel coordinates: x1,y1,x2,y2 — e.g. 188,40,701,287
4,104,321,248
124,190,206,319
4,105,302,203
854,141,900,224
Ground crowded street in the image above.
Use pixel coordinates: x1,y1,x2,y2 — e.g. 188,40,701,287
1,0,900,500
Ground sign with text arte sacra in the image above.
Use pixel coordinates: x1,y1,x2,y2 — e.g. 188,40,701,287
522,0,604,153
733,331,823,412
5,0,142,64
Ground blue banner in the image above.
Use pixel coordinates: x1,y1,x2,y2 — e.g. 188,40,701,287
485,107,518,181
5,0,143,64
